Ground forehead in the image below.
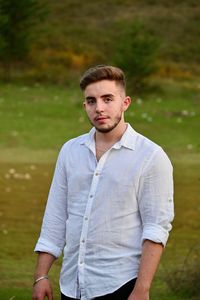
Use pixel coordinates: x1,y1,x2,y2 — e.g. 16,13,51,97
84,80,122,97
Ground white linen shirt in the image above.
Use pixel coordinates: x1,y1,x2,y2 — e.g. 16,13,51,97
35,124,174,300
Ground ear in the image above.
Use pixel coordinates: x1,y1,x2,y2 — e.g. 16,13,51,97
123,96,131,111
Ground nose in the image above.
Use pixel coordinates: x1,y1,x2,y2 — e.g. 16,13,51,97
95,100,104,113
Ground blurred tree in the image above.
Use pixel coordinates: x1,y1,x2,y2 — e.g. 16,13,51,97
0,0,46,79
112,21,160,92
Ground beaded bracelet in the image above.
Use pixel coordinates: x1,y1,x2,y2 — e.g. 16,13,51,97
33,275,49,286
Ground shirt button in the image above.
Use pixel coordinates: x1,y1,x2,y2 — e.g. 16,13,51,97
84,217,88,221
80,261,83,265
90,195,93,198
95,172,99,176
81,239,85,243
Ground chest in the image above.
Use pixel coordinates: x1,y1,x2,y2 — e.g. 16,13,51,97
66,147,145,197
95,144,112,161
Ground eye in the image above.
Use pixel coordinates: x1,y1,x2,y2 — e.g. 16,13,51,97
104,97,113,103
86,98,96,105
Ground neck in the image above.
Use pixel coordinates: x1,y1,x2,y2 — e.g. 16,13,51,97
95,121,127,145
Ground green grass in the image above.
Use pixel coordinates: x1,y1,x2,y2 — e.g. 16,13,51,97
0,79,200,299
0,78,199,154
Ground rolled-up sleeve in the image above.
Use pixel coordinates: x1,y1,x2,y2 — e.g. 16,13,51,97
138,148,174,247
34,145,68,257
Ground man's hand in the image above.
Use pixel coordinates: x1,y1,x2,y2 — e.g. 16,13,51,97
32,252,56,300
127,240,163,300
32,279,53,300
127,287,149,300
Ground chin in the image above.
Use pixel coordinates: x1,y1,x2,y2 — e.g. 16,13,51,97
96,125,115,133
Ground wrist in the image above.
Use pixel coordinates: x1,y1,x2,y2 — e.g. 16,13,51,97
134,280,150,293
33,275,49,286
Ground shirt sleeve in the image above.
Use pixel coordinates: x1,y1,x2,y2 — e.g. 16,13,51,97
138,148,174,247
34,144,68,258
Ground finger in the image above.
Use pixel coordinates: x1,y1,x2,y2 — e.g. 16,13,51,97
47,290,53,300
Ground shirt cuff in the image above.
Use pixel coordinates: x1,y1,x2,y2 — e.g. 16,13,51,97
142,223,171,247
34,237,63,258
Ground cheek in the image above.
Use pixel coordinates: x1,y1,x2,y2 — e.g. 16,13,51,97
118,103,125,113
85,108,94,118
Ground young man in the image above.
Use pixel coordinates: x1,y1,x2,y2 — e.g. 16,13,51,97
32,65,174,300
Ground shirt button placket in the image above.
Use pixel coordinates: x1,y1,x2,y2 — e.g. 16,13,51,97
78,161,104,297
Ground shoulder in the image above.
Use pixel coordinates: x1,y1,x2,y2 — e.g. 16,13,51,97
61,132,88,150
56,132,89,161
136,132,160,152
135,132,173,171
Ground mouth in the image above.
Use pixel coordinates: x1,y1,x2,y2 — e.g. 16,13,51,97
95,116,109,121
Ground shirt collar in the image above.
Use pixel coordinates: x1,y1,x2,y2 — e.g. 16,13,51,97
79,123,137,151
113,123,137,151
79,127,96,151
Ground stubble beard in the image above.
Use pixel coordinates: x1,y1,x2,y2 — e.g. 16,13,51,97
90,114,122,133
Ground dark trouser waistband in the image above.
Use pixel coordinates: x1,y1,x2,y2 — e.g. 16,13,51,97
61,277,137,300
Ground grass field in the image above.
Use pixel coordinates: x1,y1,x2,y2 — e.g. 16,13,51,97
0,78,200,299
1,0,200,84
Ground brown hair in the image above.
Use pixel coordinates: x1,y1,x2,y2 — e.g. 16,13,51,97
80,65,126,91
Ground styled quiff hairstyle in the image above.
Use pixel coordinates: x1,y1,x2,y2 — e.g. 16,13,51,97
80,65,126,91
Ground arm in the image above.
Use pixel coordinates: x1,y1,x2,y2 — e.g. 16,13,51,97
128,149,174,299
127,240,163,300
32,252,56,300
33,146,69,299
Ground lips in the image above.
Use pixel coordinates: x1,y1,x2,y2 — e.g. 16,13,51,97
95,116,109,121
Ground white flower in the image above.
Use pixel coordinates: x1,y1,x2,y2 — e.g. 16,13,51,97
13,173,22,179
136,98,143,105
79,116,85,123
141,113,148,119
9,168,16,174
24,173,31,180
147,117,153,122
187,144,193,150
181,110,189,116
11,131,19,137
30,164,36,170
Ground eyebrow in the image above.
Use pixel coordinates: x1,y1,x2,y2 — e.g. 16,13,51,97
85,94,114,101
101,94,114,99
85,96,96,101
